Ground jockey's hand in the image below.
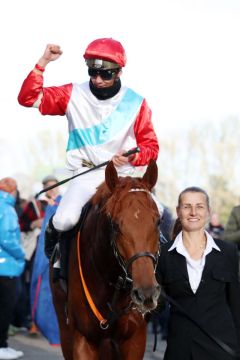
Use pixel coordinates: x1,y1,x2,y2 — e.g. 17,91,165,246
112,151,138,167
37,44,63,69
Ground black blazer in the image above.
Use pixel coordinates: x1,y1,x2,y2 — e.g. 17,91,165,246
156,239,240,360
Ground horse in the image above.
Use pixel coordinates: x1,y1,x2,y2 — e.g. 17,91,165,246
50,159,161,360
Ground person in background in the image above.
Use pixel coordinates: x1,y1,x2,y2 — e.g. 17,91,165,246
151,203,174,340
30,179,61,345
20,175,59,236
14,190,27,219
18,38,159,281
160,205,174,244
8,190,28,336
207,212,224,241
0,177,25,360
224,205,240,249
19,175,58,336
157,186,240,360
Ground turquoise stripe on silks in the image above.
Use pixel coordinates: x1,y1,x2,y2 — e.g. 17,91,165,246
66,89,143,151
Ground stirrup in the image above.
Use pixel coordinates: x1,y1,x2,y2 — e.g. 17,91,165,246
51,243,60,265
44,217,60,259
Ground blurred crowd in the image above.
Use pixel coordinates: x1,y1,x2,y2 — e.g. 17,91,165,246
1,172,240,359
0,174,60,359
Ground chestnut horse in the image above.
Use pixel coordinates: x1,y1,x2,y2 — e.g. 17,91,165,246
50,160,161,360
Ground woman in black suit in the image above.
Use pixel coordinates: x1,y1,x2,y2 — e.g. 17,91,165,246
157,186,240,360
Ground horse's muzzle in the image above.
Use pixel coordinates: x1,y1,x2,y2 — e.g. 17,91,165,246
131,284,161,313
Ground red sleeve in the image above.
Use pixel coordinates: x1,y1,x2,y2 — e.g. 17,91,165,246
18,70,44,107
132,99,159,166
18,70,73,116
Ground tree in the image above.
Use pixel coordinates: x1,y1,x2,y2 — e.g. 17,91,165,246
157,117,240,224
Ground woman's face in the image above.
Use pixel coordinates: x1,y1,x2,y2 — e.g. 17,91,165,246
176,191,210,232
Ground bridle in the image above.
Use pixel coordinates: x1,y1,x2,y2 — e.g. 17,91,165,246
77,187,160,330
109,188,160,288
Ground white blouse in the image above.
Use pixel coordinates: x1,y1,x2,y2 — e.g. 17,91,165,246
168,231,221,293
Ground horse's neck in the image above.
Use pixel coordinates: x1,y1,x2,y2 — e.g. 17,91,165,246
81,209,119,285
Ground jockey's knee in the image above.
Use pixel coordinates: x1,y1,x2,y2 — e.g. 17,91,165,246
52,213,80,232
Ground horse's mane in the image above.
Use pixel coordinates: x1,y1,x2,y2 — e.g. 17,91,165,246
91,181,112,207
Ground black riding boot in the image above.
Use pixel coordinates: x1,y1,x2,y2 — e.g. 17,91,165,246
45,216,76,282
58,237,72,281
44,216,60,260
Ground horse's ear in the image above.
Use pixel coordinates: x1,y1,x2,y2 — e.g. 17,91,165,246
105,161,119,192
142,159,158,190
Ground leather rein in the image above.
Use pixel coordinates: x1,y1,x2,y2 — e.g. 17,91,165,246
77,188,160,330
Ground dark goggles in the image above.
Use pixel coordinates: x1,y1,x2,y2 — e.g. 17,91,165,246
88,68,118,80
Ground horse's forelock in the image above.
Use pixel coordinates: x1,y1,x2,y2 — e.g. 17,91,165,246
103,177,152,216
91,176,153,218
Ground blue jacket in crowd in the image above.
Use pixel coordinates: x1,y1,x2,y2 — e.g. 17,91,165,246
30,195,61,345
0,190,25,276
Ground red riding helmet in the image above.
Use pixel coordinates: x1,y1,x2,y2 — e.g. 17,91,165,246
83,38,127,68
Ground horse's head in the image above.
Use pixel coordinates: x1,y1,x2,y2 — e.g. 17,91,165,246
104,160,161,314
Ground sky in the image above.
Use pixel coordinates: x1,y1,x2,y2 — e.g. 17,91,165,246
1,0,240,180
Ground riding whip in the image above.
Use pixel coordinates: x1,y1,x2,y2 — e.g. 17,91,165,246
36,147,140,198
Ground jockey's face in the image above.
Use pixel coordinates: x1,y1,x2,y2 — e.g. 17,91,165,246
88,68,122,88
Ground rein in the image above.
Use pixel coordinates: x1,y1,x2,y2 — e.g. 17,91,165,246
77,231,108,329
77,230,133,330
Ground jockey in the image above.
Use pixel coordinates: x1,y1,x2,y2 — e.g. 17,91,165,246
18,38,159,280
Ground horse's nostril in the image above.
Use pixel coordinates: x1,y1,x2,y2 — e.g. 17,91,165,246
132,286,160,306
144,297,154,306
133,288,144,303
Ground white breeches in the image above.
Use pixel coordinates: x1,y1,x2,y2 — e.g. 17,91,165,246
52,168,162,232
52,169,106,231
